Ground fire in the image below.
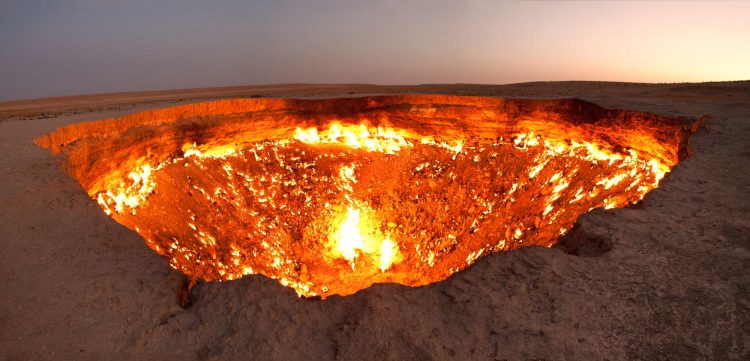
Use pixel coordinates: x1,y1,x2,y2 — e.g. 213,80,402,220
330,206,400,272
96,162,155,215
90,126,678,297
182,143,237,158
36,96,702,298
336,207,365,264
379,236,397,272
294,122,415,154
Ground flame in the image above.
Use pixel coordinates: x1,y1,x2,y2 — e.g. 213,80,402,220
294,122,414,154
91,122,677,297
37,96,702,299
379,236,397,272
96,162,155,215
79,112,692,298
182,143,237,158
331,205,400,272
336,207,365,264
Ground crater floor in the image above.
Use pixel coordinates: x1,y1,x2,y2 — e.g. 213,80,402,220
1,82,748,360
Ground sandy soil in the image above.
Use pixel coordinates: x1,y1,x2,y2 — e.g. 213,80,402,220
1,82,748,360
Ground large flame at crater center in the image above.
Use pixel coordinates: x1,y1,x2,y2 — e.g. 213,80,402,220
331,206,399,272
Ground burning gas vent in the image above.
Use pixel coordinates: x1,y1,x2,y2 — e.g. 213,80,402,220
36,96,702,298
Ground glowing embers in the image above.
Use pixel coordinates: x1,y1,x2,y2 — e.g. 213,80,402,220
93,125,669,298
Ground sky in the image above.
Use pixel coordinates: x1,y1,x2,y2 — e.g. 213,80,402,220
1,0,749,101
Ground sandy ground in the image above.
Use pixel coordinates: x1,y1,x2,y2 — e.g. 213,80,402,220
1,82,748,360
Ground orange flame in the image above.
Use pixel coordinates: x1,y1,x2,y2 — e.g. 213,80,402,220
294,122,414,154
36,96,700,299
330,205,400,272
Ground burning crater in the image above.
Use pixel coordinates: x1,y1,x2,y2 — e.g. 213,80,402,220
37,96,701,298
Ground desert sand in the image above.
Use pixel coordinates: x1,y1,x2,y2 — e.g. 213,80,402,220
1,82,748,360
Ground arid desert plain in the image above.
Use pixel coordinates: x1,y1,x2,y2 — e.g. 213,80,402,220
1,81,749,360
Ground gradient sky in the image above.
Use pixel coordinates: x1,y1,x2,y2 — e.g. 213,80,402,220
1,0,749,101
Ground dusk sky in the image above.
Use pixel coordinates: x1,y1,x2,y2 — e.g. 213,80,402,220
1,0,748,101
